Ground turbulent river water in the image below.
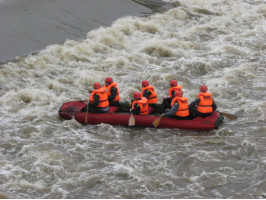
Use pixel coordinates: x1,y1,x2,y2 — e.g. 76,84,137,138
0,0,266,198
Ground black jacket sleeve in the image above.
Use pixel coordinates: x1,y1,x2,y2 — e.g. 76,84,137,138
108,87,117,101
143,89,151,99
132,103,140,115
212,99,217,111
89,93,100,107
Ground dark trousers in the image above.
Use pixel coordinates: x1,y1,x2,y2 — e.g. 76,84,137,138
149,103,162,114
189,106,211,118
172,116,191,120
109,101,119,106
118,102,131,112
161,98,172,112
81,104,108,113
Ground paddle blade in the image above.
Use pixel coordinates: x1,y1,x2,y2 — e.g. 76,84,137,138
218,111,237,120
152,117,162,128
85,104,89,125
128,113,135,126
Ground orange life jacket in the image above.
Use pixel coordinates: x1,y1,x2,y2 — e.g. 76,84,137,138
171,96,189,117
106,82,120,102
89,87,109,108
141,85,158,104
197,92,213,113
132,97,148,115
168,85,182,98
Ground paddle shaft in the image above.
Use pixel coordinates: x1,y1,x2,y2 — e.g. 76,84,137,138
152,116,163,128
85,103,89,125
217,111,237,119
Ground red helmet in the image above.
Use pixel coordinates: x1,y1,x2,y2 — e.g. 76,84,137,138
94,82,101,89
175,90,183,97
169,80,177,86
133,92,141,99
200,85,208,92
142,80,149,87
105,77,113,83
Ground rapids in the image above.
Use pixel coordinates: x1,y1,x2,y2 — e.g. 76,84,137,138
0,0,265,198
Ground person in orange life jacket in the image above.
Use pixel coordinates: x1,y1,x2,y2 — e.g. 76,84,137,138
104,77,120,106
141,80,158,109
130,92,149,115
161,90,190,120
86,82,109,113
189,85,217,117
161,80,183,111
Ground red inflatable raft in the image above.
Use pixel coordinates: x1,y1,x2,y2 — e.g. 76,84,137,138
58,100,223,131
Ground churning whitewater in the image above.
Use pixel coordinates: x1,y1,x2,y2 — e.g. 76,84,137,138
0,0,266,198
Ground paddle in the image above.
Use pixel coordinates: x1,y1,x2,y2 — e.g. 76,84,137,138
217,111,237,120
85,90,92,125
152,115,163,128
128,112,135,126
85,103,89,125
